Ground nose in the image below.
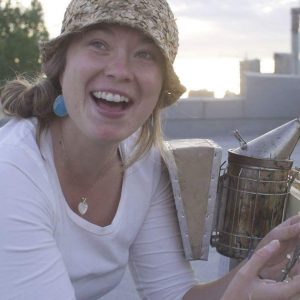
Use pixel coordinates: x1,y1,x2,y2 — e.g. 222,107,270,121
104,51,134,82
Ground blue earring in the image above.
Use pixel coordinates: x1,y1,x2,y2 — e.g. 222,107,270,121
53,95,68,117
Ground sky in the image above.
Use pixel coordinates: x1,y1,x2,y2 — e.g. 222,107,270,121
15,0,300,97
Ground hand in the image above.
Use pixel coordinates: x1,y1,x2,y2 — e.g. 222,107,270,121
254,214,300,281
221,240,300,300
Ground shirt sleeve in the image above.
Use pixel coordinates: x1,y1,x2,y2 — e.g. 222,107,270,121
0,158,76,300
128,164,197,300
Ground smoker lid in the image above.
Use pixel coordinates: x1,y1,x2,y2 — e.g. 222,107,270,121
232,118,300,160
228,150,293,170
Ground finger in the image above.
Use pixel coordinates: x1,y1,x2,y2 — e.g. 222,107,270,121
280,214,300,227
272,275,300,299
250,278,300,300
242,240,280,277
268,222,300,242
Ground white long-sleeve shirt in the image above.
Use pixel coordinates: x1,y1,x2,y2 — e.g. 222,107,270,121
0,118,196,300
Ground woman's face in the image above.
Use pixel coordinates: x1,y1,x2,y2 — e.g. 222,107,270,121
60,24,164,144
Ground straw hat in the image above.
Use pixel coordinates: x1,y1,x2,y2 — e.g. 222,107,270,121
41,0,186,107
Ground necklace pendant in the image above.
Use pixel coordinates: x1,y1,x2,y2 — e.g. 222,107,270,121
78,197,88,215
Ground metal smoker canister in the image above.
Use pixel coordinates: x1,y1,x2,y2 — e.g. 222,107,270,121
213,152,293,259
211,118,300,259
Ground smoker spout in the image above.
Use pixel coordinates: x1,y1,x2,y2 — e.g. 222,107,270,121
232,118,300,160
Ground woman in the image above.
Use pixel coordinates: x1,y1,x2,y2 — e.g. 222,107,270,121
0,0,300,299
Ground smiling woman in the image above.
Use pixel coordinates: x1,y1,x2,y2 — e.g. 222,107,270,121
0,1,195,299
2,1,300,300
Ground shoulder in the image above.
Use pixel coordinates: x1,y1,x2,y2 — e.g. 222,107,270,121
0,117,44,167
121,131,162,165
0,117,37,143
121,134,173,210
121,133,163,183
0,118,56,222
0,117,52,200
0,117,38,152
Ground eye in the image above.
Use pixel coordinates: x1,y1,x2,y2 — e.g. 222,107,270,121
89,40,108,50
135,50,156,61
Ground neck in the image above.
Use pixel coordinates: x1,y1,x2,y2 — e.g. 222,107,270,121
51,119,122,183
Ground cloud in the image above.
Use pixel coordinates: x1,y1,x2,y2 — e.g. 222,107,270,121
169,0,299,58
39,0,299,58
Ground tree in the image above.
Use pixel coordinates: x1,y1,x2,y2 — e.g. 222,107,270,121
0,0,49,83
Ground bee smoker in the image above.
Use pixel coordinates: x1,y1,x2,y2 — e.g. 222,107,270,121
211,118,300,259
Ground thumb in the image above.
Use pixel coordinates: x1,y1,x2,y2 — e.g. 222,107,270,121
243,240,280,277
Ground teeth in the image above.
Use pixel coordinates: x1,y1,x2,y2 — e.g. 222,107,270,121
92,91,129,103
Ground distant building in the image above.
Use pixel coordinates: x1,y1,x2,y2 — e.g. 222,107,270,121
224,90,238,97
291,8,300,74
274,53,293,74
240,59,260,95
188,89,214,97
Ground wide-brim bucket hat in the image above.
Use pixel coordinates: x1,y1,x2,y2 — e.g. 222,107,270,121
40,0,186,107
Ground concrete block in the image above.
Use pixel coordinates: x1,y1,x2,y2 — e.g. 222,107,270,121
204,98,244,119
245,73,300,118
164,98,205,120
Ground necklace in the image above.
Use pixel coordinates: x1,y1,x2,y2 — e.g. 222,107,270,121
57,123,121,216
59,137,99,215
78,197,88,215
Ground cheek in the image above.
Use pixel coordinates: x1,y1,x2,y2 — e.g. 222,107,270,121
60,68,86,117
61,56,90,100
61,68,80,101
61,46,91,88
142,69,163,99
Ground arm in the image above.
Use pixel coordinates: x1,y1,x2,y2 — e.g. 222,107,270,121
183,266,241,300
0,161,76,299
128,166,197,300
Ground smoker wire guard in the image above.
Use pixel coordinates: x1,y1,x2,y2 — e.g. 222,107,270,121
211,151,295,260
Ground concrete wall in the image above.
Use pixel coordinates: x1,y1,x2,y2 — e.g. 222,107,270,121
244,73,300,118
163,73,300,140
163,97,247,139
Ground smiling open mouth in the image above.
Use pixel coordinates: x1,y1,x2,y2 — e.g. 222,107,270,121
91,91,130,110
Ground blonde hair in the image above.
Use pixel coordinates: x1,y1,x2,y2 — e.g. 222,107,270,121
0,33,167,166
